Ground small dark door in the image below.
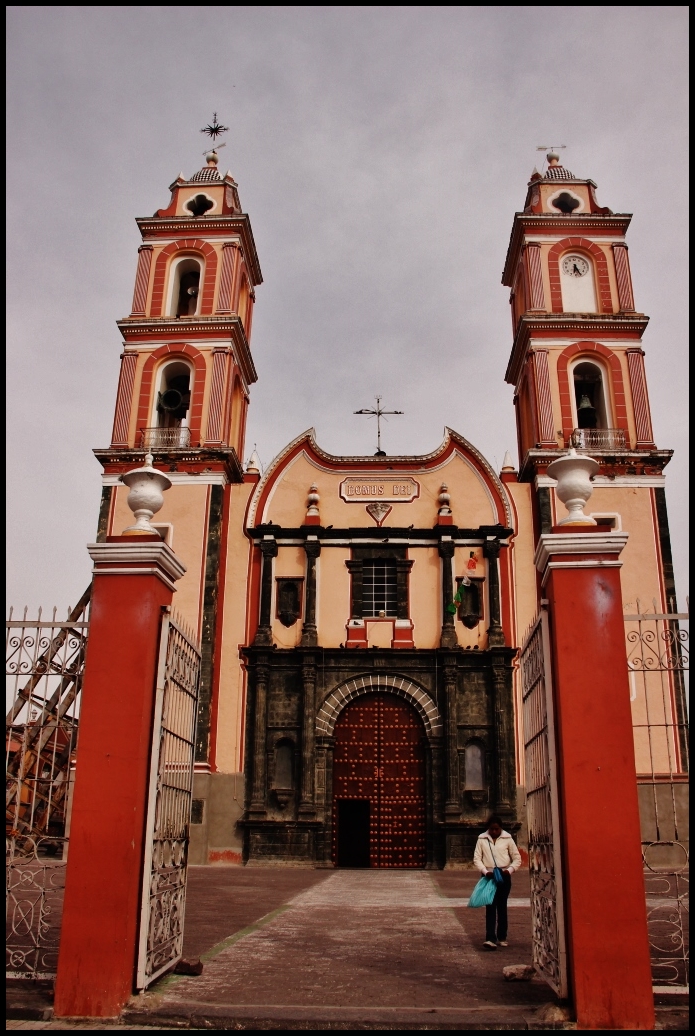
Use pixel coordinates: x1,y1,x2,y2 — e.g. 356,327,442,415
332,693,426,867
336,800,371,867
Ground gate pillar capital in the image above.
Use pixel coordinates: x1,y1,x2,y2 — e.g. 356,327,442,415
536,526,654,1030
54,536,187,1019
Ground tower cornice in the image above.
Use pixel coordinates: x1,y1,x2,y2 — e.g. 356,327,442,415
116,316,258,386
502,213,633,286
518,447,672,484
93,446,244,484
136,216,263,286
505,313,649,386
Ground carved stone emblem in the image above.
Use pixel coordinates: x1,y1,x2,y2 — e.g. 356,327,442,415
365,502,392,527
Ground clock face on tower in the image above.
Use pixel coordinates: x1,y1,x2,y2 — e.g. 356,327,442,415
562,255,589,278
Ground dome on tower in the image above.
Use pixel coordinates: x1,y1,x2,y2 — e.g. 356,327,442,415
188,150,222,183
543,150,576,180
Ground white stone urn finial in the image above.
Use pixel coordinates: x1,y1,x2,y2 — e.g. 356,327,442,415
306,483,320,519
547,447,599,526
438,484,452,517
120,453,172,535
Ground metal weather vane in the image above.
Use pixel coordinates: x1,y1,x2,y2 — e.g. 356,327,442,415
201,113,229,143
354,396,404,456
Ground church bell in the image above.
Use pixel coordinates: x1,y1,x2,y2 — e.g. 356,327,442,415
577,393,597,429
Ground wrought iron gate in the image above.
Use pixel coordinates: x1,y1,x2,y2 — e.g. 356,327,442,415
136,607,201,989
6,590,90,979
625,603,689,989
520,609,568,998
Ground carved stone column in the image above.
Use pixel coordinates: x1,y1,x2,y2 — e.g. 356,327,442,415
443,660,460,817
254,538,277,646
491,651,515,816
318,736,336,865
438,539,458,649
249,658,269,815
301,538,321,647
483,538,505,647
299,655,317,818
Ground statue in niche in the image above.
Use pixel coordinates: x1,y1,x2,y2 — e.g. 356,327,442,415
276,578,303,628
456,575,484,629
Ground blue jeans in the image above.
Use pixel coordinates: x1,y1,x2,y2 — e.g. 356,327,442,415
485,872,511,942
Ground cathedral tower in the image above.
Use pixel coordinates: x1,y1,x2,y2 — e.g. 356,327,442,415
94,146,262,769
501,151,676,612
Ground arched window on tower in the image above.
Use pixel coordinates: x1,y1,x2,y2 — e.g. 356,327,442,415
167,257,202,318
570,359,624,449
560,252,597,313
150,360,193,448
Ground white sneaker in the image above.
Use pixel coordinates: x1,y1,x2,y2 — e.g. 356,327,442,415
483,940,498,950
497,940,508,947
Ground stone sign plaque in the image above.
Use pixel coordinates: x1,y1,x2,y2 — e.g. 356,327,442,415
339,477,420,503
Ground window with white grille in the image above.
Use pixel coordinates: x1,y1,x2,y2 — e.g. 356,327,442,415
362,560,398,617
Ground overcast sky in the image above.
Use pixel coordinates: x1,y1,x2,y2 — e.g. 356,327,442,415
7,6,689,612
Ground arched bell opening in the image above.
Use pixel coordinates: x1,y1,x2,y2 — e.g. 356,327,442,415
569,358,626,450
154,360,193,434
167,257,203,318
572,360,609,430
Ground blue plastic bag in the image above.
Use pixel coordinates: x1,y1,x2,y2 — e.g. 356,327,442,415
468,875,497,907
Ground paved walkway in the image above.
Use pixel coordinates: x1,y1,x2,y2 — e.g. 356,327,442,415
127,868,560,1028
9,867,686,1029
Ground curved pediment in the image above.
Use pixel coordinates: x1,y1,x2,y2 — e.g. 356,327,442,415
245,428,513,531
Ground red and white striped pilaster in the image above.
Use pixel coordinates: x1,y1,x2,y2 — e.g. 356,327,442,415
215,243,238,314
626,349,655,447
111,352,138,447
204,348,231,445
612,243,635,312
532,349,556,446
525,243,545,310
130,246,153,317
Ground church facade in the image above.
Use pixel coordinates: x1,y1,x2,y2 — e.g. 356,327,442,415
94,148,675,867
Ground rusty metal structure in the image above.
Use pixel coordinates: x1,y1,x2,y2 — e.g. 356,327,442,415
6,590,90,979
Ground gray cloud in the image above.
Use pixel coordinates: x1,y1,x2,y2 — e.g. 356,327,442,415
7,6,688,609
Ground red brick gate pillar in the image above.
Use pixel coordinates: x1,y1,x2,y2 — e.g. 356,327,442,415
535,526,654,1030
53,535,186,1019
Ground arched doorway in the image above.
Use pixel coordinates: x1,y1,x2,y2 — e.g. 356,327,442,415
332,693,426,868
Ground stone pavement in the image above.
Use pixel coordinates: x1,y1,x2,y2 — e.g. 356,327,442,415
8,866,688,1029
126,868,564,1029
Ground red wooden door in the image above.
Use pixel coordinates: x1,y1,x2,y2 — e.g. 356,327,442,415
332,693,426,867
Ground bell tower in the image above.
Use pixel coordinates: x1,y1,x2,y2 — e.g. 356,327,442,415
107,144,261,461
501,151,677,610
94,135,263,765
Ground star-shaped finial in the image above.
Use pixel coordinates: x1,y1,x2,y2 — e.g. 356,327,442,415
201,112,229,142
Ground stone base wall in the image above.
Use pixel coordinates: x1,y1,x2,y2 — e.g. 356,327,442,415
189,771,245,865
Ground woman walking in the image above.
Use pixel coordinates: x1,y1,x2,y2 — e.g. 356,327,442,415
473,814,522,949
